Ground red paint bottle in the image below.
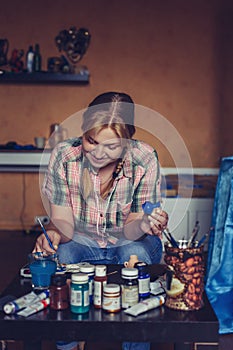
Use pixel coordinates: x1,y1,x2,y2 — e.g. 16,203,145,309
93,265,107,309
50,274,69,310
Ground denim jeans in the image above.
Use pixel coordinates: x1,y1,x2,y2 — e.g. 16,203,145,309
57,234,162,265
56,234,162,350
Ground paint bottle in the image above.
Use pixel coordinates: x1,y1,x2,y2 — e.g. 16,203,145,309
80,263,95,304
70,273,89,314
93,265,107,309
121,268,139,309
102,283,121,313
134,261,151,299
50,274,69,310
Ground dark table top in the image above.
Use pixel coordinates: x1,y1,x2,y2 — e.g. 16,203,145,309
0,264,219,344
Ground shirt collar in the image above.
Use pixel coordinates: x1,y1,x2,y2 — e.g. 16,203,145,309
120,147,133,179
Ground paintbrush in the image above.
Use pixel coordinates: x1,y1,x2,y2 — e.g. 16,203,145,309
163,228,179,248
37,218,63,270
196,233,208,248
196,226,214,248
37,217,55,251
187,221,200,247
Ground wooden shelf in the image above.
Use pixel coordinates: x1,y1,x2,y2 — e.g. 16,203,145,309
0,70,90,84
0,150,51,172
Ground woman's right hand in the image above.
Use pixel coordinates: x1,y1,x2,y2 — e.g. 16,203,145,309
32,230,61,254
140,208,168,238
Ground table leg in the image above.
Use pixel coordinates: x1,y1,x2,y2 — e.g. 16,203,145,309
24,340,41,350
174,343,193,350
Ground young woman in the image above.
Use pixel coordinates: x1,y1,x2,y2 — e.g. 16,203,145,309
33,92,168,350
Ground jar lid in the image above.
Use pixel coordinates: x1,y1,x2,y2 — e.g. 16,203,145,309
72,273,89,283
95,265,107,277
51,274,67,286
103,283,120,293
80,264,95,273
121,267,138,278
134,261,148,274
134,261,147,268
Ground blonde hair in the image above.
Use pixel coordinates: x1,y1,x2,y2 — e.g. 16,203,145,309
81,92,135,199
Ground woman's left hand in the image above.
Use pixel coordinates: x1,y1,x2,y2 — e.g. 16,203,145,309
140,208,168,237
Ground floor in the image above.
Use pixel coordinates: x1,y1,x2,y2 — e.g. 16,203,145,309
0,230,232,350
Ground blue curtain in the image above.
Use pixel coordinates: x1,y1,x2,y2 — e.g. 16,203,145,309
205,156,233,334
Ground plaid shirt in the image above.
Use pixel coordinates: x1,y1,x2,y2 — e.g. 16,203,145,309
43,138,161,246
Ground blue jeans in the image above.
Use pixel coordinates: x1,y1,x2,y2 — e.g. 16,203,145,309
57,234,162,350
57,234,162,265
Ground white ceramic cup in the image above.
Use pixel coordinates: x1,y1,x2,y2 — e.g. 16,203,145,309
34,137,46,149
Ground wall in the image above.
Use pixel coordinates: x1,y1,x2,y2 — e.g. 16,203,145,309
0,0,232,229
217,2,233,157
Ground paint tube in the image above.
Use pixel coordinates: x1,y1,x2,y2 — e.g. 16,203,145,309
17,298,50,317
124,295,165,317
150,279,166,296
3,290,49,314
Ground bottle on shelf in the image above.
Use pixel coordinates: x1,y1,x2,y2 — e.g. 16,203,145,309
26,45,34,73
33,43,42,72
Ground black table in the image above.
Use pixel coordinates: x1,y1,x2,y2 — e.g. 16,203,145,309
0,265,219,350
